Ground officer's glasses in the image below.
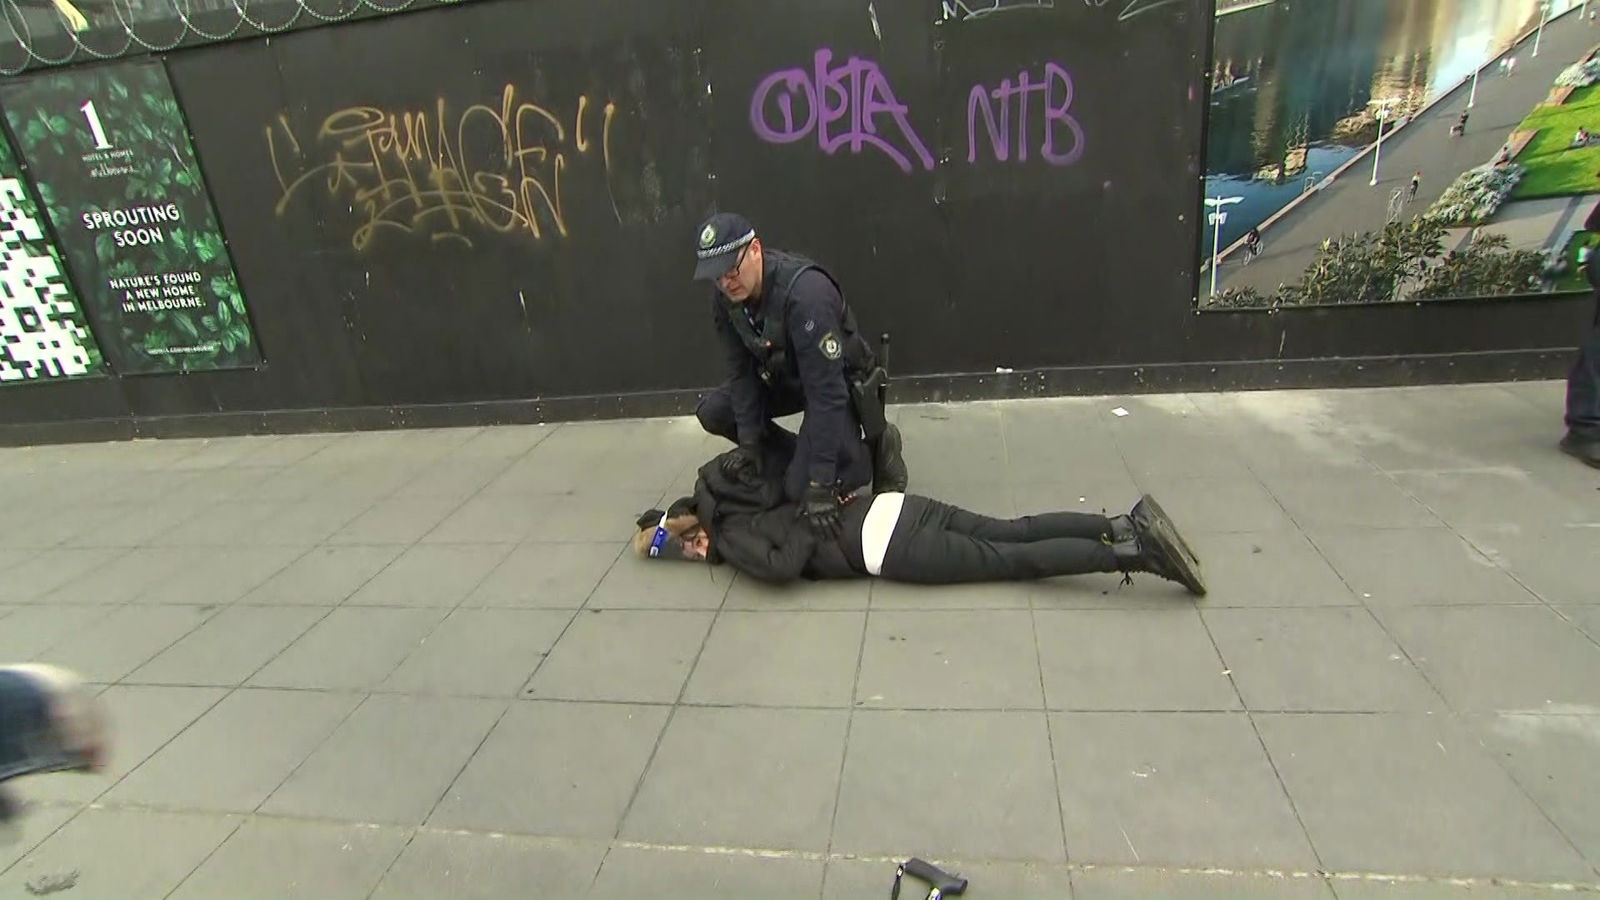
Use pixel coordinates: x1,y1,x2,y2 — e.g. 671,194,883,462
717,242,752,284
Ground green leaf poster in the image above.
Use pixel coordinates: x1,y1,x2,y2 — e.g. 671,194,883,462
0,58,261,375
0,131,105,384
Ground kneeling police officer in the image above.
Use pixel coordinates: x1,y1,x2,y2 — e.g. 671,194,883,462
691,212,908,537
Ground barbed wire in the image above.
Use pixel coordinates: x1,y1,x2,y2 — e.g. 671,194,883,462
0,0,469,75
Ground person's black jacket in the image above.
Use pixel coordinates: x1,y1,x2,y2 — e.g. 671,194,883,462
690,445,869,583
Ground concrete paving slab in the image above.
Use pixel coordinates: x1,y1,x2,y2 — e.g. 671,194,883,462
2,384,1598,894
243,499,373,545
166,817,410,900
682,611,865,707
0,605,115,659
1454,524,1600,605
247,606,448,690
0,803,80,873
855,610,1043,709
0,548,124,603
523,609,714,703
1071,867,1335,898
32,605,215,683
1266,470,1442,529
1308,527,1537,606
1131,475,1296,534
585,555,733,611
237,545,404,606
523,490,673,543
1052,711,1318,869
344,544,513,608
103,688,362,813
428,700,670,837
1373,605,1600,712
1331,878,1599,898
869,577,1035,610
1254,713,1593,880
419,492,550,544
1389,470,1599,529
1203,607,1443,712
1468,712,1600,871
1035,610,1239,711
40,547,189,605
16,685,226,804
831,709,1065,861
380,607,573,697
0,808,241,900
620,706,848,851
1179,531,1357,608
327,493,467,545
369,829,606,899
588,846,824,899
723,571,871,611
126,606,325,686
1559,605,1600,639
461,542,623,609
127,546,312,607
260,695,503,826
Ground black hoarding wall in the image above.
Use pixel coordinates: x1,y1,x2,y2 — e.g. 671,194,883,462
0,0,1588,442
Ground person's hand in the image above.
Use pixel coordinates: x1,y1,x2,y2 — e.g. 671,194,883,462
720,444,761,480
802,481,843,539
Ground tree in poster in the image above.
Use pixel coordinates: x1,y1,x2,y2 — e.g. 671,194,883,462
3,59,260,374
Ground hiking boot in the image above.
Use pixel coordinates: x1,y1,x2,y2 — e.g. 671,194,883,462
1559,432,1600,469
873,423,908,493
1110,495,1206,596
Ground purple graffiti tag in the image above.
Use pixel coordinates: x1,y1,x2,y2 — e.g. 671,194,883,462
750,49,935,174
967,62,1085,166
750,69,817,144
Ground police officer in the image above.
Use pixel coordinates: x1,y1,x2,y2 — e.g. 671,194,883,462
691,212,908,536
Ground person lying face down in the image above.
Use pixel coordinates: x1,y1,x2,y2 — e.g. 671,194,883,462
632,476,1206,594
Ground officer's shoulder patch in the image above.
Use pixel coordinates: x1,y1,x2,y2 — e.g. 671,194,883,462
818,331,842,360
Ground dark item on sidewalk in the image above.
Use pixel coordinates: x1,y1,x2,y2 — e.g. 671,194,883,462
891,857,968,900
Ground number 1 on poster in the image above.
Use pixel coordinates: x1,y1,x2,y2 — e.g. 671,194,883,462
80,100,111,150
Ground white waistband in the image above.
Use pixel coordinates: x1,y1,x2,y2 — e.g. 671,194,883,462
861,492,905,576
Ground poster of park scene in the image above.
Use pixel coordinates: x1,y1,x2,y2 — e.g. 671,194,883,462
1200,0,1600,309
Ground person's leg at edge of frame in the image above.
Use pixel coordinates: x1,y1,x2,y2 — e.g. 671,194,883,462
1561,296,1600,468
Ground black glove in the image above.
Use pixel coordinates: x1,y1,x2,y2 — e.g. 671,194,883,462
720,444,761,480
801,481,844,539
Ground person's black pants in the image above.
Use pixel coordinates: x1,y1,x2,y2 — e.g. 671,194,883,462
1566,295,1600,441
696,379,872,501
878,495,1119,584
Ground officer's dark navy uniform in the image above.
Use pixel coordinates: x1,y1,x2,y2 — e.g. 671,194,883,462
690,212,907,536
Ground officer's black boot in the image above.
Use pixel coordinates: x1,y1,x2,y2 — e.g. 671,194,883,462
1108,495,1206,596
872,423,909,493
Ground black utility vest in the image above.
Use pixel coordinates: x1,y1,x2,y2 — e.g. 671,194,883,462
718,250,873,388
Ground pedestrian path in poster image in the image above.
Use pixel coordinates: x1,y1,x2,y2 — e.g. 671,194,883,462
1205,0,1600,306
1,382,1599,897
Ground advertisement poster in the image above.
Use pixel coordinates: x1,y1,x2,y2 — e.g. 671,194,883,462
0,132,104,384
0,58,261,374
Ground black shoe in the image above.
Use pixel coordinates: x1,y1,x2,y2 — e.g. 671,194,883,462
1559,432,1600,469
1112,495,1206,596
873,423,908,493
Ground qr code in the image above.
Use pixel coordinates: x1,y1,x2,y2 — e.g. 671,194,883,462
0,177,96,383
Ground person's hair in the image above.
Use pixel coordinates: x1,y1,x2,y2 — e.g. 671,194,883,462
631,511,700,557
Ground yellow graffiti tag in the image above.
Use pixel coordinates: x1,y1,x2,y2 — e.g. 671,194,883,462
267,84,619,251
